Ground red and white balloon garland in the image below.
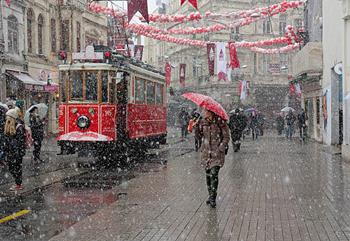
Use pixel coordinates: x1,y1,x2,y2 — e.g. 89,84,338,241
88,1,303,54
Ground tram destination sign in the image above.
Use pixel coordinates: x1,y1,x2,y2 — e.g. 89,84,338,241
72,45,104,60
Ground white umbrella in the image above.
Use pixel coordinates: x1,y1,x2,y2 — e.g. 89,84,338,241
24,103,48,126
0,103,8,111
281,106,295,112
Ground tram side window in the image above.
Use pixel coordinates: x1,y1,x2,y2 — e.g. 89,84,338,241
59,71,67,102
146,81,155,104
155,83,163,105
86,72,98,101
102,71,109,103
71,71,83,100
135,78,145,103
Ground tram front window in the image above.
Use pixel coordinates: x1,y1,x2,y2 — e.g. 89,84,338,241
86,72,98,101
71,72,83,100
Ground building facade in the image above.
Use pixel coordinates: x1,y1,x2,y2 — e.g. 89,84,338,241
144,0,304,125
341,0,350,161
292,0,323,142
0,0,108,133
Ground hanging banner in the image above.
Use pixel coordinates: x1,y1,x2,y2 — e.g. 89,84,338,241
180,0,198,9
228,42,240,69
289,82,296,94
5,0,10,6
128,0,149,23
216,42,227,81
239,80,250,100
165,62,171,86
134,45,144,61
179,64,186,87
295,82,302,97
323,90,328,130
207,43,216,76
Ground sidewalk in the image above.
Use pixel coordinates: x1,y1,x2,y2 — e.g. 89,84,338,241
49,134,350,241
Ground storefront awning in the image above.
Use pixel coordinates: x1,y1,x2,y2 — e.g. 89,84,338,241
9,72,58,92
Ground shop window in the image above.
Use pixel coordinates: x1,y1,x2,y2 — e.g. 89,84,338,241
27,9,34,53
155,84,163,105
71,72,83,100
263,20,271,34
51,19,56,52
86,72,98,101
135,78,145,103
38,14,44,54
102,71,109,103
146,81,155,104
8,15,18,54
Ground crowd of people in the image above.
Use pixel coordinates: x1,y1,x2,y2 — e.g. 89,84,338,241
276,109,307,141
0,100,46,192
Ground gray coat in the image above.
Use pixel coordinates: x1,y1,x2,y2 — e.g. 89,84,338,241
199,117,230,170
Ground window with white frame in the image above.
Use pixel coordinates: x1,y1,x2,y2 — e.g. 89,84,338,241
8,15,18,54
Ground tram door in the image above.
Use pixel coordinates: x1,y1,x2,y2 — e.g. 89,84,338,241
116,72,128,139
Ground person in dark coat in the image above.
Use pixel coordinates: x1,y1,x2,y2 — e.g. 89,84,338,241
228,108,247,152
285,110,296,140
4,109,26,191
29,106,44,162
198,110,230,208
0,107,6,167
298,109,307,140
276,114,285,135
178,107,190,139
188,112,202,151
249,113,259,140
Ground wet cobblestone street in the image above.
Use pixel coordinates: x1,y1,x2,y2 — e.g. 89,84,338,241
46,134,350,241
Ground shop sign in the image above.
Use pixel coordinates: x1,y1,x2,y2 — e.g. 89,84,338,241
25,84,33,90
269,63,281,74
33,85,44,91
44,85,59,92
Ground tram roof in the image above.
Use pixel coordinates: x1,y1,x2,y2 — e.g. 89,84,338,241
58,54,165,82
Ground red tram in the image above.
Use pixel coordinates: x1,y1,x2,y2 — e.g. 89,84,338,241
57,46,167,162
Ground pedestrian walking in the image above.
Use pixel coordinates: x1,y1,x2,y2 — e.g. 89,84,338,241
178,107,190,140
4,109,26,191
0,106,7,168
249,113,259,140
228,108,247,152
298,109,307,141
15,100,25,120
187,112,202,151
285,110,296,140
29,106,44,163
198,109,230,208
276,113,284,135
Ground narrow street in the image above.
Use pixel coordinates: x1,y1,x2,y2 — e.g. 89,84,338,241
1,129,349,241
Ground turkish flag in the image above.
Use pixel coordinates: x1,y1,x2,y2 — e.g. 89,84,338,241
5,0,10,6
165,62,171,86
179,64,186,87
180,0,198,9
128,0,149,23
289,83,296,94
228,42,240,69
207,43,215,76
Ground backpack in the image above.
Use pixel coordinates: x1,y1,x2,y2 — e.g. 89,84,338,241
17,124,33,149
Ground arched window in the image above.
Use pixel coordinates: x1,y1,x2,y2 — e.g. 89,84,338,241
27,9,34,53
51,19,56,52
38,14,44,54
8,15,18,54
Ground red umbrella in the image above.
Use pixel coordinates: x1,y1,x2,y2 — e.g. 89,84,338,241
182,92,229,121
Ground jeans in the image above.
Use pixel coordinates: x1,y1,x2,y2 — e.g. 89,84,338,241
286,125,293,139
181,125,188,138
206,166,220,201
33,138,42,161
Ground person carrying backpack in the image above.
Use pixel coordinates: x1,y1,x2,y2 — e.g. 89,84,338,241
198,109,230,208
4,109,26,191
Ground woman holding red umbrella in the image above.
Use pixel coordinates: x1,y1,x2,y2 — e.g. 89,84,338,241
183,93,230,208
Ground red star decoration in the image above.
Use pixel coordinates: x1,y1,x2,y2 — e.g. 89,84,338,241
128,0,149,23
180,0,198,9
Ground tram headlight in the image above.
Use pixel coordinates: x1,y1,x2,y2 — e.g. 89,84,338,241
77,115,90,129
